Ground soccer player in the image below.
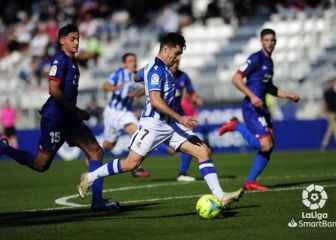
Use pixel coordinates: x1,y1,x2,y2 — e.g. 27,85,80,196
218,28,300,192
170,59,203,181
102,52,150,177
0,24,118,211
78,32,243,207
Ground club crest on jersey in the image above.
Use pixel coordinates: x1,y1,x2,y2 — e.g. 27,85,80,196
151,73,160,84
49,65,57,76
239,61,250,72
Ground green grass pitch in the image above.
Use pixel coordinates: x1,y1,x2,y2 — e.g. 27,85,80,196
0,150,335,240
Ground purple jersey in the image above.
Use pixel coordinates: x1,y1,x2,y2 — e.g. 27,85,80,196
40,51,80,121
238,50,278,103
173,70,194,115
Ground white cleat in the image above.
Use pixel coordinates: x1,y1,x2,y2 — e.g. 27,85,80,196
78,173,93,199
221,188,244,208
177,174,196,182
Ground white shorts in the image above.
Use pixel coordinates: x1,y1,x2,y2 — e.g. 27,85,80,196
130,117,195,156
103,107,138,143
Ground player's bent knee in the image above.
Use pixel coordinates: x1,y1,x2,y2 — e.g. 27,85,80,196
34,161,51,173
88,145,104,160
103,141,115,151
195,145,211,161
260,140,273,152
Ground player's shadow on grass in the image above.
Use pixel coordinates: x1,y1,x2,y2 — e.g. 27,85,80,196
126,204,259,220
268,178,336,188
0,202,160,227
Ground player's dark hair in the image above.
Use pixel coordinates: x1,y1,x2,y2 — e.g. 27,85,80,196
57,24,79,48
159,32,186,50
260,28,276,38
122,52,136,63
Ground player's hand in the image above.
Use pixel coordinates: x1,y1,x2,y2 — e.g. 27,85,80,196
178,116,198,129
127,91,136,97
77,109,90,121
116,84,124,90
287,93,300,103
250,95,263,108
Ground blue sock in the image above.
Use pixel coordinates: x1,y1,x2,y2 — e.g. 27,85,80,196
198,160,224,199
236,123,261,150
179,153,192,175
3,146,35,169
198,160,217,177
246,151,271,181
156,143,170,154
89,160,104,204
107,159,123,176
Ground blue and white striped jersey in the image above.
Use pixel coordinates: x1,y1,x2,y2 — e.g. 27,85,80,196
141,57,176,122
107,67,138,111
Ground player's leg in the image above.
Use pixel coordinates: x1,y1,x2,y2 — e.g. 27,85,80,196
178,138,243,207
102,109,118,152
177,152,195,182
321,111,336,150
0,118,62,172
218,117,261,150
78,121,170,198
243,112,274,192
69,123,119,210
169,124,243,207
124,122,151,177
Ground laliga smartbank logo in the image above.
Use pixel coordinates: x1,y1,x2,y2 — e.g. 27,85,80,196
288,184,336,228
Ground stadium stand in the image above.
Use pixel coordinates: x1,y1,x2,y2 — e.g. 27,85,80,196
0,0,335,127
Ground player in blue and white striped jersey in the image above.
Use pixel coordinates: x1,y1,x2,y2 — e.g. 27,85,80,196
79,33,243,208
102,53,150,177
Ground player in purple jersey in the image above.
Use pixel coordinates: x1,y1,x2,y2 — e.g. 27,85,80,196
219,29,300,192
170,59,203,181
0,24,118,211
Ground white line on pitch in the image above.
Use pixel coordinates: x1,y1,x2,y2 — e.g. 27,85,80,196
21,182,336,212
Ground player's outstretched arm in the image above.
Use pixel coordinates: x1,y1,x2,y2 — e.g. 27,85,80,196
232,72,263,108
132,87,145,98
49,80,90,120
102,81,123,92
276,89,300,102
149,91,197,129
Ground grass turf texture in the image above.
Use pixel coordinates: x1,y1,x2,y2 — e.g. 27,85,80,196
0,151,335,240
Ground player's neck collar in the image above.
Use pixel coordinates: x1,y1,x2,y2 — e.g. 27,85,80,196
155,56,168,67
60,50,75,59
261,49,272,59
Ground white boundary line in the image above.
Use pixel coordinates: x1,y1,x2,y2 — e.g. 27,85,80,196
20,181,329,212
54,183,336,208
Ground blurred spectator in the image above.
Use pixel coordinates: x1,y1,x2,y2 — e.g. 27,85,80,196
0,99,18,148
321,79,336,151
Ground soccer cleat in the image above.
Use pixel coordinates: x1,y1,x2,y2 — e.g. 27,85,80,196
177,174,196,182
218,117,239,136
91,199,121,212
243,181,268,192
132,167,151,178
221,188,244,208
0,138,9,154
78,173,93,199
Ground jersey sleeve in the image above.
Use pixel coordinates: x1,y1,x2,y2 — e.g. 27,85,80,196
147,66,164,91
48,58,66,82
135,68,145,82
238,54,259,77
108,69,120,85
